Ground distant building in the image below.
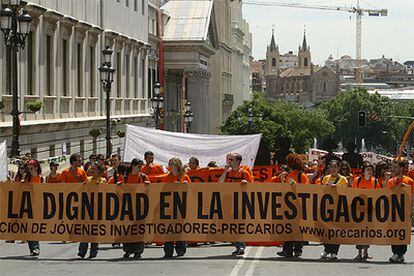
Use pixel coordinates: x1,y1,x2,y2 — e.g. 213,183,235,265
265,29,340,105
280,51,298,70
404,61,414,74
251,60,265,92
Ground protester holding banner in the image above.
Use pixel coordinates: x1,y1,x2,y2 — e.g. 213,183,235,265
78,162,106,259
339,160,353,187
160,157,190,258
108,164,127,184
120,159,150,259
352,162,379,260
46,161,61,183
278,153,309,258
106,153,122,180
142,151,165,176
219,153,253,256
386,159,413,263
187,157,200,172
14,163,29,182
320,160,349,260
374,161,391,188
60,154,88,183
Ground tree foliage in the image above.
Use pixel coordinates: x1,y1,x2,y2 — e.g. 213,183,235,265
318,88,414,154
220,93,335,153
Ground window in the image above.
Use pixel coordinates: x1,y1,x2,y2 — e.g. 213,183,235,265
117,52,121,98
126,0,129,7
126,54,130,98
304,57,308,67
272,58,276,67
62,39,68,96
46,35,52,96
134,56,138,98
142,0,145,15
77,43,83,97
27,32,34,95
323,82,327,93
147,68,151,99
49,145,55,157
134,0,137,11
141,57,145,98
90,46,95,97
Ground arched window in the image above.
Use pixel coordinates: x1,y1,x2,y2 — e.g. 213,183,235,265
272,58,276,67
323,82,327,92
304,57,308,67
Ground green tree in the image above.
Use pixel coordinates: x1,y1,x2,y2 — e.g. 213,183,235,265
318,88,413,154
221,93,335,153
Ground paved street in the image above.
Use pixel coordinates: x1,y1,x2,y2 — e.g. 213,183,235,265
1,238,413,276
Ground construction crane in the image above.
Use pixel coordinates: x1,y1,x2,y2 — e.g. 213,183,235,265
242,0,388,84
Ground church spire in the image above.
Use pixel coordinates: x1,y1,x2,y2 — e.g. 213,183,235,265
269,27,277,52
302,27,307,51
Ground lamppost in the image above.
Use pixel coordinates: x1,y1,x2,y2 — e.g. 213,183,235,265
98,46,115,158
237,103,262,132
151,83,164,129
183,99,194,133
0,0,32,157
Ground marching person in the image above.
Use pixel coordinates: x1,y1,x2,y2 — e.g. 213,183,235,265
142,151,165,176
277,153,309,258
25,159,43,256
61,154,88,183
187,157,200,172
339,160,353,187
352,162,380,261
386,159,414,263
108,164,127,184
78,162,107,259
46,161,61,183
218,153,253,256
375,161,391,188
107,153,122,179
121,158,150,259
319,160,349,261
160,157,191,258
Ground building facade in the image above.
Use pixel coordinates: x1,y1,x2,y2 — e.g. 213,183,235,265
0,0,151,160
265,30,340,105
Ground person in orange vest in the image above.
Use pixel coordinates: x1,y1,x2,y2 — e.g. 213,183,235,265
386,159,413,263
121,158,150,259
142,151,165,176
219,153,253,256
352,162,380,261
187,157,200,172
60,154,88,183
25,159,43,256
46,161,61,183
78,163,107,259
319,160,349,261
160,157,191,258
277,153,309,258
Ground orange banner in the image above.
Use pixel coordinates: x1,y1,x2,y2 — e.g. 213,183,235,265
0,182,411,245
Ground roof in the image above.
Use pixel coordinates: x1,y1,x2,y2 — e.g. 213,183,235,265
279,66,321,78
369,89,414,100
162,0,214,42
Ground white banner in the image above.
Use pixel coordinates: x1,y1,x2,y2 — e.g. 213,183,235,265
124,125,262,168
308,148,393,164
0,140,7,181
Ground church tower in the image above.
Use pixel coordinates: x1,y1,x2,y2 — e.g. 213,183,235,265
298,29,311,69
266,28,280,76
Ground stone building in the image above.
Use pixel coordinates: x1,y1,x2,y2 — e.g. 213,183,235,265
0,0,151,160
265,30,340,105
161,0,219,133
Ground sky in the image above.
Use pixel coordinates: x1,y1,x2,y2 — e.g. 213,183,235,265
242,0,414,65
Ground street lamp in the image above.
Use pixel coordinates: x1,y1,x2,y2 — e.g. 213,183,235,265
150,82,164,129
0,0,32,157
183,99,194,133
98,46,116,158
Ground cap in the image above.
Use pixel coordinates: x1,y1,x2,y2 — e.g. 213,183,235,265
131,158,144,166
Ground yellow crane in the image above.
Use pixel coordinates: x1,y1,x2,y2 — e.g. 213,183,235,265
242,0,388,84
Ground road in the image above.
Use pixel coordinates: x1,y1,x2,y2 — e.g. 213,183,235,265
0,239,413,275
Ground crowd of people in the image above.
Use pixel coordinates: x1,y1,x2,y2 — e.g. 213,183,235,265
3,149,414,264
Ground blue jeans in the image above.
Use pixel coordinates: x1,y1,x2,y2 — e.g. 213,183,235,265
164,241,186,256
233,242,246,250
28,241,39,252
78,243,98,256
